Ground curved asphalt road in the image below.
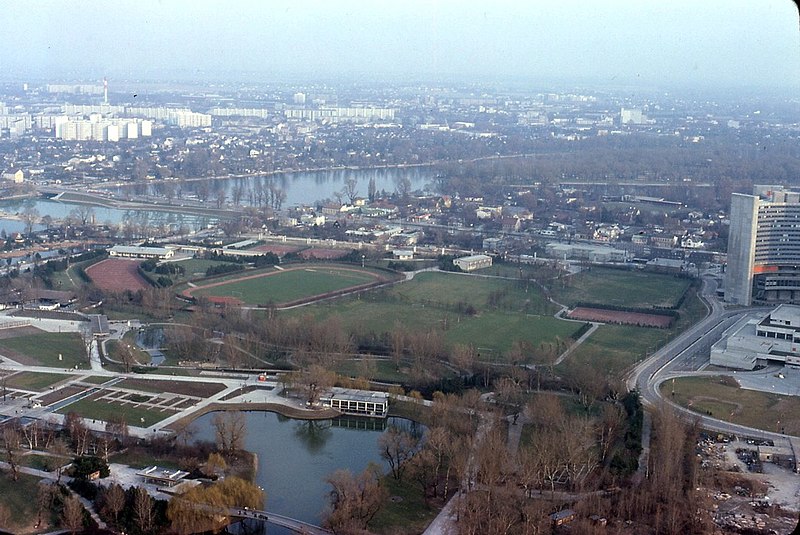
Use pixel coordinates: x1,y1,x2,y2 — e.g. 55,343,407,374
626,275,792,440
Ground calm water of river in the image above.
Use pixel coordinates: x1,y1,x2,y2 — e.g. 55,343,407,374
0,167,433,234
191,411,422,532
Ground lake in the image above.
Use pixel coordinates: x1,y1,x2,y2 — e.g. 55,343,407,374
191,410,422,533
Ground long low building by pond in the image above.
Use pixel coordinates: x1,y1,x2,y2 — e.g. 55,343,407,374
320,389,389,418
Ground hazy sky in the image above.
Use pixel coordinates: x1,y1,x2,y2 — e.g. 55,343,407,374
3,0,799,89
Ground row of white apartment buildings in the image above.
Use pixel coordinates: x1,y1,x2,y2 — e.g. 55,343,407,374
283,106,396,123
63,105,212,128
55,116,152,141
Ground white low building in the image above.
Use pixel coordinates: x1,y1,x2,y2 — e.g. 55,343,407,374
711,304,800,370
320,389,389,418
453,254,492,272
109,245,175,260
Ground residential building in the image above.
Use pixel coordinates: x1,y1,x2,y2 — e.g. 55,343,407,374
725,186,800,306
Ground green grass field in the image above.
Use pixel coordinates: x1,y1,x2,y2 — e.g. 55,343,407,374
285,271,576,360
0,332,87,368
0,472,42,531
662,376,800,435
191,265,386,305
370,476,441,534
558,285,706,377
551,267,692,308
3,371,70,391
171,258,241,282
56,396,174,427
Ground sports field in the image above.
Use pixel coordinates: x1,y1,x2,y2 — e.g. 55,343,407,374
552,267,691,308
85,258,150,292
185,264,391,306
562,286,706,377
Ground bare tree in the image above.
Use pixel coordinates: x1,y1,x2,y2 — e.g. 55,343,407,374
101,483,126,527
36,483,57,528
211,411,247,455
61,494,84,535
342,178,359,204
0,504,11,530
133,487,155,534
2,426,20,481
378,425,419,481
324,464,387,533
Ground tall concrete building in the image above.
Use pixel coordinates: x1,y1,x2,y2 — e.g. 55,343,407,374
725,185,800,305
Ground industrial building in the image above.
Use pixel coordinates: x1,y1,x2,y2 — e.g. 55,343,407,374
725,185,800,306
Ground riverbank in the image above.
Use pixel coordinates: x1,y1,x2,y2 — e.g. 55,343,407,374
163,401,342,433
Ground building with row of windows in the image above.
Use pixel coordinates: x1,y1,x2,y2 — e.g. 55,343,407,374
725,185,800,306
710,304,800,369
319,389,388,418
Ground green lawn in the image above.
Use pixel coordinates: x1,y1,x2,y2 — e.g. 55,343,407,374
444,312,581,360
0,472,42,531
370,476,441,534
19,452,65,472
283,271,570,360
0,332,87,368
56,396,174,427
551,267,692,308
82,375,115,385
662,376,800,435
336,358,458,383
170,258,240,282
109,448,181,470
390,272,557,314
3,371,70,391
192,265,385,305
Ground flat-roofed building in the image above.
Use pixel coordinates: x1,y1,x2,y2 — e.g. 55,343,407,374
453,254,492,272
137,466,190,487
711,304,800,369
109,245,174,259
320,389,388,418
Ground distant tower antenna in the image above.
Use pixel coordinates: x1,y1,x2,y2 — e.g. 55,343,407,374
103,78,108,104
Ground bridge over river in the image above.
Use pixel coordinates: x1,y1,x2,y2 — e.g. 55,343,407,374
230,507,332,534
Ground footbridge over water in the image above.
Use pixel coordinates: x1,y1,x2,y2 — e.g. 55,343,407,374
230,507,332,534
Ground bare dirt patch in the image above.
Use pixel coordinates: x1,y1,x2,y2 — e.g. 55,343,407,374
0,326,43,339
251,244,302,256
117,378,226,397
567,307,673,328
299,248,349,260
85,258,150,292
38,385,84,406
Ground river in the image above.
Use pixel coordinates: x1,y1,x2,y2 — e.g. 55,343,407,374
0,167,434,235
191,411,422,533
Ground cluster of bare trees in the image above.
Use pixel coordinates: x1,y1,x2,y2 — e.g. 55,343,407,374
324,464,387,533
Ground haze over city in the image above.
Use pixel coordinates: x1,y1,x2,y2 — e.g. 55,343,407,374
2,0,799,90
2,1,800,534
